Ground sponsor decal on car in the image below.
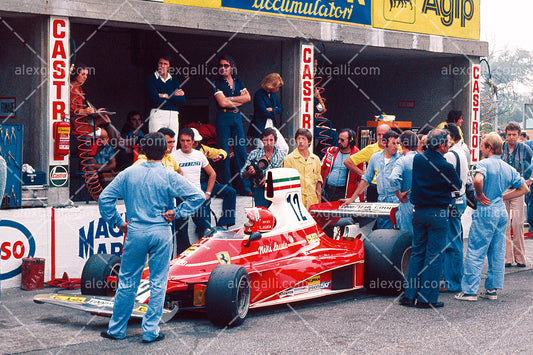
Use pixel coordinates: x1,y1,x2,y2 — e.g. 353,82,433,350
87,298,114,308
51,295,86,303
305,233,319,245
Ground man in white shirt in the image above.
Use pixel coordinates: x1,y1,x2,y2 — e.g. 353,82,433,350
171,128,216,253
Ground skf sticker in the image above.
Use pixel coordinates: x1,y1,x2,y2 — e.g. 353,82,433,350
216,252,231,264
305,233,319,245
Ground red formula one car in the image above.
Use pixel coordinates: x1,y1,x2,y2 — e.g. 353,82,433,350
34,168,412,327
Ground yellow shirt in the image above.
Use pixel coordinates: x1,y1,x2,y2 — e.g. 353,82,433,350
349,142,383,185
134,154,181,173
283,149,323,209
198,144,227,160
436,121,464,140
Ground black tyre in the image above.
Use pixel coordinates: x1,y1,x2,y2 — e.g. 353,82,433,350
205,265,250,327
363,229,412,295
81,254,121,296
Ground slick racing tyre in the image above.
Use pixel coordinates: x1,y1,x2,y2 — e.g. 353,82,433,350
363,229,412,295
205,264,251,327
81,254,121,296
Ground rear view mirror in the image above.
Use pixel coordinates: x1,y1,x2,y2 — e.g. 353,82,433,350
244,232,262,247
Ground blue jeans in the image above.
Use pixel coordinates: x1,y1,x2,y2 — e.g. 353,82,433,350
107,224,172,341
216,112,251,194
404,206,449,304
175,198,211,254
397,200,414,233
527,192,533,226
461,202,507,294
253,185,271,208
442,195,466,292
201,182,236,226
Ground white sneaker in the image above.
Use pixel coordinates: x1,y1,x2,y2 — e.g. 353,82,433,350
454,292,478,301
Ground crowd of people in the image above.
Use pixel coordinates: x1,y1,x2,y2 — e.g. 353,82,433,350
68,54,533,341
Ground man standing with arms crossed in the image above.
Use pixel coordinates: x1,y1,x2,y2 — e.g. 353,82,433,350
344,124,391,202
146,55,185,140
99,133,203,343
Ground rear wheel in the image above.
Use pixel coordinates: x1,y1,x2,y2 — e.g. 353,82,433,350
205,265,250,327
81,254,121,296
363,229,412,295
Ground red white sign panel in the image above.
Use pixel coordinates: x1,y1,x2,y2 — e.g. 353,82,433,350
48,16,70,165
398,100,415,109
470,63,480,164
299,44,314,133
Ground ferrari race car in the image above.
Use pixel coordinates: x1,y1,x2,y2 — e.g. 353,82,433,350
34,168,412,327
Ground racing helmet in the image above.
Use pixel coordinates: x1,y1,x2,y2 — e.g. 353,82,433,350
244,207,275,234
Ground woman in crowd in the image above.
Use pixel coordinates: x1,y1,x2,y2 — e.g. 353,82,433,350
249,73,289,155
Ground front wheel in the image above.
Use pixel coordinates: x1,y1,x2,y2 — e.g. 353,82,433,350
363,229,412,295
205,265,250,327
80,254,121,296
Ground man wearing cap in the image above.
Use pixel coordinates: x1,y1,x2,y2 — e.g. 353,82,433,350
171,128,216,252
191,128,237,228
400,129,461,309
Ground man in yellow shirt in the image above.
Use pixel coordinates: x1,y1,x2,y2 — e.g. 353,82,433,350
134,127,183,175
344,123,390,202
284,128,323,209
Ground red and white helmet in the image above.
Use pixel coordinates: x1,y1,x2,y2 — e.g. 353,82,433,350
244,207,275,234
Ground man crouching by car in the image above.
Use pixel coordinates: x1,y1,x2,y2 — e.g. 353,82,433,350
241,127,286,207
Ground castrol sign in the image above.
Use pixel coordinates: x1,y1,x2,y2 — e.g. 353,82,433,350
0,220,36,280
470,63,480,164
299,44,314,132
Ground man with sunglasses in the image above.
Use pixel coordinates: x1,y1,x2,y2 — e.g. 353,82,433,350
320,128,362,202
212,54,252,196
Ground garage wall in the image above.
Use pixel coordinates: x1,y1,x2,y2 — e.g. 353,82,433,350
317,56,471,136
70,24,284,133
0,16,47,171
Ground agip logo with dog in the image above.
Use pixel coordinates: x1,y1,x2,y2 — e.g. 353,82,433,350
374,0,479,39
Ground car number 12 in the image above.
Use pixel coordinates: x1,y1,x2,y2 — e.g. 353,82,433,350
287,193,307,221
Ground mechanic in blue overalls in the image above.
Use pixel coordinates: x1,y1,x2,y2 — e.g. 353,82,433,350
455,132,528,302
99,133,204,343
390,131,418,233
341,130,401,229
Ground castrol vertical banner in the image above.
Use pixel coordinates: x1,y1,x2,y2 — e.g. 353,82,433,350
470,63,480,164
48,16,70,186
299,44,314,147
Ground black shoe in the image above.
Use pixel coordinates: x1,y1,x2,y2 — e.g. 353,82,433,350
398,297,416,307
100,331,122,340
505,263,513,267
416,301,444,309
516,263,526,268
142,333,165,344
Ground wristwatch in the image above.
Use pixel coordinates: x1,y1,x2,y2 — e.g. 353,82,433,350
206,192,212,196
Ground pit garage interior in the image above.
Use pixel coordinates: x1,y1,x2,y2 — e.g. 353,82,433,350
0,13,479,202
